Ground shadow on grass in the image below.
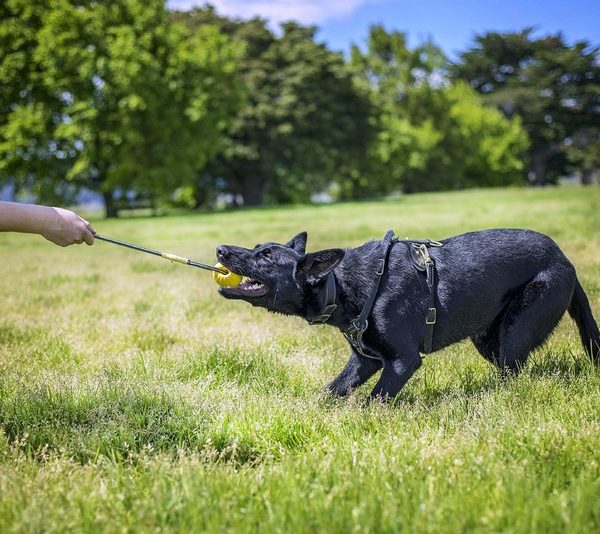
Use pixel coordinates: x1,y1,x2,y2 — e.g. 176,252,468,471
394,369,502,409
176,345,307,396
526,348,597,380
0,374,269,467
373,349,597,410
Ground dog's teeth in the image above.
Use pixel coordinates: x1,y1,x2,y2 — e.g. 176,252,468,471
233,277,265,293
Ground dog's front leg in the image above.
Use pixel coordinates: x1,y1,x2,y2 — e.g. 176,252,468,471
326,349,382,396
370,353,421,400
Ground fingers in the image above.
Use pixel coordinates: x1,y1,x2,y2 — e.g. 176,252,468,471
83,228,94,246
41,209,96,247
77,215,95,245
83,219,95,235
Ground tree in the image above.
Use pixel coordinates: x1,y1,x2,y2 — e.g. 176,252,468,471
565,127,600,184
350,26,528,195
0,0,243,216
451,29,600,184
174,7,373,206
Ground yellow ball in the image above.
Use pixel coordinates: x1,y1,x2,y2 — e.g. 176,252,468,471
213,263,243,287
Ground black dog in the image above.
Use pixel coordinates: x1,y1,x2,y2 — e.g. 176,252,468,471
217,229,600,399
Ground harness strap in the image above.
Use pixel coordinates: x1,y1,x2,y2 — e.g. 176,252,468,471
414,243,438,353
343,230,395,359
358,231,394,324
309,232,442,358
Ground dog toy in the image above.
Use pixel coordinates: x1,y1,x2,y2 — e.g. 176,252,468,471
95,234,237,285
212,263,243,287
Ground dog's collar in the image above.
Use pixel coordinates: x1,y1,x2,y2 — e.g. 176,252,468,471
308,230,395,327
307,271,338,325
307,230,396,359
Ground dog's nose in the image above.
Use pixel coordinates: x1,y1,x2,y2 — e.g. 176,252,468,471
217,245,230,258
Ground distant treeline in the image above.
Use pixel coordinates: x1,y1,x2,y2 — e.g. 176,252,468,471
1,2,598,216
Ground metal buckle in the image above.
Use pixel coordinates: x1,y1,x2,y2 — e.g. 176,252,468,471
376,258,385,275
417,244,430,264
321,304,337,319
344,319,367,345
425,261,434,284
308,304,337,325
426,307,437,325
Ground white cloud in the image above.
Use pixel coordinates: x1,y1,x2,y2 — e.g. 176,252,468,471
168,0,374,26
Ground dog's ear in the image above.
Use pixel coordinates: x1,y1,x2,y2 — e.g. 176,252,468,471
286,231,307,254
297,249,344,285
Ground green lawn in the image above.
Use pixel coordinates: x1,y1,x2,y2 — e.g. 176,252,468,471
1,187,599,533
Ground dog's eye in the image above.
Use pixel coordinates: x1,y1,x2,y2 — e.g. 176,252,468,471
260,248,273,261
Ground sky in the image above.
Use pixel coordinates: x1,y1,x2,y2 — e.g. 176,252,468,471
168,0,600,58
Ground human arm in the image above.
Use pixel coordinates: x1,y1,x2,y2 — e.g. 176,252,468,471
0,201,95,246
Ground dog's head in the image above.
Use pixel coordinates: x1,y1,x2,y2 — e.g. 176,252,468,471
216,232,344,316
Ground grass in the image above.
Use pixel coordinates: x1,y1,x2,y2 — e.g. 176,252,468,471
0,186,599,532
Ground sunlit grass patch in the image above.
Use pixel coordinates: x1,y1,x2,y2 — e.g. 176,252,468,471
130,326,178,354
0,323,37,346
179,345,285,384
130,259,171,274
0,322,83,370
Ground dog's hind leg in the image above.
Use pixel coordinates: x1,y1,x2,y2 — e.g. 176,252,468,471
471,328,501,365
493,269,575,373
370,351,421,400
326,349,382,397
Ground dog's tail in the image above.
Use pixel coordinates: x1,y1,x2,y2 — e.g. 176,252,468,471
568,277,600,362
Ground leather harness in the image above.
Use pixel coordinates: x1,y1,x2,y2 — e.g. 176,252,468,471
308,231,443,358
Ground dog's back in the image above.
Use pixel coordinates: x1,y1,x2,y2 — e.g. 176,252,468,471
424,229,576,345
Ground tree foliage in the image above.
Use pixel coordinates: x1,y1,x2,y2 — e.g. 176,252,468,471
1,3,597,215
350,26,528,195
452,28,600,184
174,7,373,206
0,0,243,215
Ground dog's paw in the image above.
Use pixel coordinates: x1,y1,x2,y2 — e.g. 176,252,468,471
324,381,352,397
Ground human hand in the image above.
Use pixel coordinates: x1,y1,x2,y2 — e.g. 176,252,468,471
42,207,95,246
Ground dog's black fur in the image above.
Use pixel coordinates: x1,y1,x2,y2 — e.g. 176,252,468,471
217,229,600,399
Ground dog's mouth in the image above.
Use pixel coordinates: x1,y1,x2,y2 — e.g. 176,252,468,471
219,275,269,298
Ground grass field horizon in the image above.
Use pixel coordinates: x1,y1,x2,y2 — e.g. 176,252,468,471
1,186,599,532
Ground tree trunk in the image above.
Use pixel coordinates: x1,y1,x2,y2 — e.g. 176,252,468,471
581,170,592,185
103,190,118,218
528,144,559,186
528,154,546,186
240,175,266,206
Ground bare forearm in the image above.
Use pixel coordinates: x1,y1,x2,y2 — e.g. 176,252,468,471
0,202,55,234
0,201,95,246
